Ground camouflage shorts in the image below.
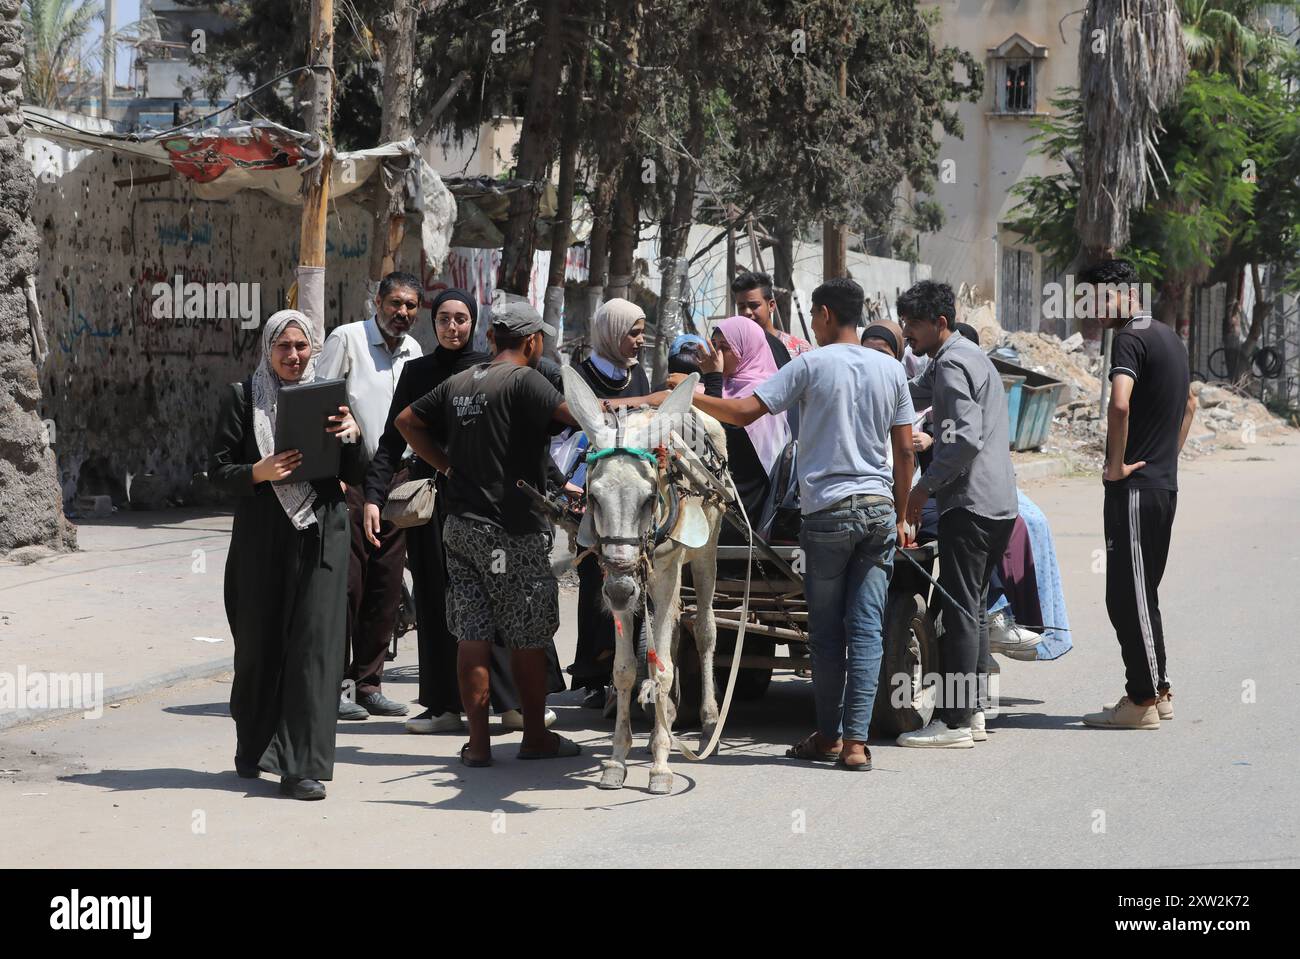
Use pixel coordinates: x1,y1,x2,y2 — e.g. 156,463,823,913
443,515,559,650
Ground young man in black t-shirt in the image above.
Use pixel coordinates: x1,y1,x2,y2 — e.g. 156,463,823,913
396,304,584,765
1081,260,1198,730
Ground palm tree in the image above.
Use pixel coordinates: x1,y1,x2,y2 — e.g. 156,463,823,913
1074,0,1189,266
1180,0,1300,86
20,0,101,109
0,0,72,553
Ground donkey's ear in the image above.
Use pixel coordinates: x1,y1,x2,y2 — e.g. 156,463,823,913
561,365,614,448
656,372,699,423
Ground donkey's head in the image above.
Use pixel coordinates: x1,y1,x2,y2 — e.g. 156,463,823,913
561,366,699,614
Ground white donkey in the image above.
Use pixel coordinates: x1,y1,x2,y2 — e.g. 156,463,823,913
562,367,726,795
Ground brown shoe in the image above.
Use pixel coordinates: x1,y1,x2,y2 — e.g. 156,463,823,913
838,741,872,771
1083,695,1159,729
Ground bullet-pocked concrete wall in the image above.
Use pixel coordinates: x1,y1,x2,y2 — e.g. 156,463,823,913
31,143,432,507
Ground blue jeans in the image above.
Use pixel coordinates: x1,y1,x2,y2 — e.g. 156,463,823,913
799,497,896,742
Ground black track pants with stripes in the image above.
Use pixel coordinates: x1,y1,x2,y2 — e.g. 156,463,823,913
1103,486,1177,703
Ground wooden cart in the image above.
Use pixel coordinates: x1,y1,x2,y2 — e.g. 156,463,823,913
678,540,943,736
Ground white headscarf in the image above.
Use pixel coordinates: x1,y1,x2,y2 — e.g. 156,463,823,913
590,297,644,369
252,309,321,530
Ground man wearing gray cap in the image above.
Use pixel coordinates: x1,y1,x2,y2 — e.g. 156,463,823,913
395,301,582,766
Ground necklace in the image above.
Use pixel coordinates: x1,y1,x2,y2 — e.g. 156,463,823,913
583,357,632,393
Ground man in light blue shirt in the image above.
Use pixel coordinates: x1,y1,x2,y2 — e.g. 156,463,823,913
683,278,914,771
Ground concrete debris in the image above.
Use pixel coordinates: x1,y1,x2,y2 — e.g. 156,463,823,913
72,495,114,519
959,300,1294,470
1003,331,1103,403
1195,384,1231,408
3,545,57,566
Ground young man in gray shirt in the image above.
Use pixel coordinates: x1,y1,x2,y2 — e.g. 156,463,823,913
683,278,915,771
898,281,1018,749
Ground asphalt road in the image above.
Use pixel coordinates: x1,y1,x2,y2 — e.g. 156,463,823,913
2,435,1297,868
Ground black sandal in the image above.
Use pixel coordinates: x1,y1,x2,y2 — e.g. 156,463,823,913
518,733,582,760
784,733,840,763
459,743,493,767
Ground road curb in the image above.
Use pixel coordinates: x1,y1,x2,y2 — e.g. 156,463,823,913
0,655,234,733
1013,456,1071,482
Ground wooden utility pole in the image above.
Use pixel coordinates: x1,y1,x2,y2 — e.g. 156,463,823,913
298,0,335,343
368,0,416,286
822,59,848,280
101,0,113,119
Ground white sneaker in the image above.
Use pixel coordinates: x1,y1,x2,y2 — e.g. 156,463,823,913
897,720,975,749
971,709,987,742
404,710,463,734
499,708,557,730
988,611,1041,655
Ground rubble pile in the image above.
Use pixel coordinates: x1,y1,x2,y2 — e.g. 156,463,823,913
1002,331,1102,403
958,300,1294,470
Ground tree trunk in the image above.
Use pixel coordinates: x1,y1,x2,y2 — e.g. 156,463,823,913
1155,276,1183,328
1223,264,1248,378
822,58,848,280
607,151,641,300
0,0,72,553
498,0,569,296
583,0,643,324
547,41,589,355
1238,262,1272,379
772,220,797,335
650,84,704,382
368,0,416,287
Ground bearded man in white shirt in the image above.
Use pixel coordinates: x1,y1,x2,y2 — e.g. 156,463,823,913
317,271,424,720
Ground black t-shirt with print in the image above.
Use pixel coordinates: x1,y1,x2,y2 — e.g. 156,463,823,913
1105,316,1190,491
411,361,564,534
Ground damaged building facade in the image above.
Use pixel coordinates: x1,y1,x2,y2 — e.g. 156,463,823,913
25,120,583,513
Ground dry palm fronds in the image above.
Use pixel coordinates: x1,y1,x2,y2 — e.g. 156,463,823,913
1075,0,1189,261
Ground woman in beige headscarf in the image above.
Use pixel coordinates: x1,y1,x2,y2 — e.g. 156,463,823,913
209,310,361,801
576,297,650,398
568,297,649,706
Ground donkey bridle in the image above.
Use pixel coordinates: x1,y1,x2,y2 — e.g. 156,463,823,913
585,446,682,575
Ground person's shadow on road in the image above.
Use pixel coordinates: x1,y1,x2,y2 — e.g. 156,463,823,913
58,766,276,797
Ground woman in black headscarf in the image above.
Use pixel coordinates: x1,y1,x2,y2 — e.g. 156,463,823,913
365,289,563,735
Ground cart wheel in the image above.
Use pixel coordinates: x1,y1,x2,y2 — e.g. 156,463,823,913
715,639,775,701
871,593,939,737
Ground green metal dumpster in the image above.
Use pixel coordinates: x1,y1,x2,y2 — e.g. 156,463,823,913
990,357,1069,451
1001,373,1026,442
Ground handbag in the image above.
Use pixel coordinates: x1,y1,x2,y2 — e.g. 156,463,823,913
381,478,437,528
